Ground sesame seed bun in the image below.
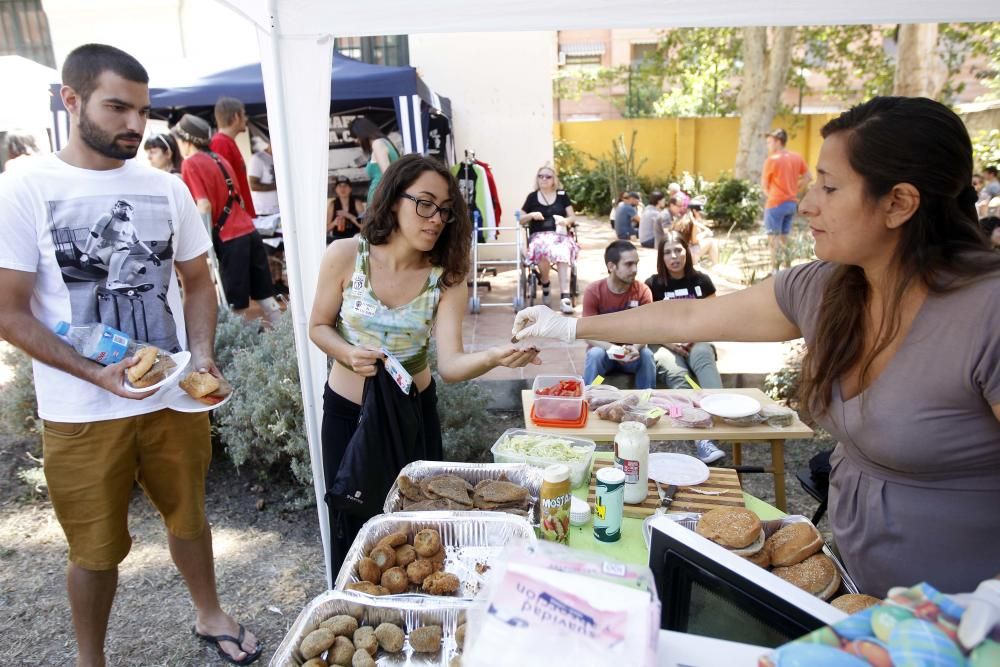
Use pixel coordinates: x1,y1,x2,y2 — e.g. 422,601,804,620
765,522,824,567
772,554,841,600
830,594,881,614
696,508,764,551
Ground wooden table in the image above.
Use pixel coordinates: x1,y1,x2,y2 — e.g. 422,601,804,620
521,388,814,512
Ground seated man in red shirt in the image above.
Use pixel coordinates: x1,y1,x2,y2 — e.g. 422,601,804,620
172,114,280,324
582,240,656,388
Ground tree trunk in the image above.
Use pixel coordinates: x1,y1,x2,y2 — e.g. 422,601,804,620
733,26,795,182
894,24,946,98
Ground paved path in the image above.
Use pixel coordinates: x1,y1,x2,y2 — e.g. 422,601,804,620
461,216,798,383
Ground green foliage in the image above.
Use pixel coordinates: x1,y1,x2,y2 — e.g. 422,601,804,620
648,28,742,117
765,343,805,412
214,312,312,484
554,133,647,216
972,129,1000,172
703,174,764,231
0,345,40,442
795,25,895,104
433,375,498,464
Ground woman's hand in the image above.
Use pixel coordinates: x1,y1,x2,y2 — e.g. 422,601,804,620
489,344,542,369
512,306,577,343
344,345,384,377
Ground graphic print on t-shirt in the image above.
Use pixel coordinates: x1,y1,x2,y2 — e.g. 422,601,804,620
48,194,181,352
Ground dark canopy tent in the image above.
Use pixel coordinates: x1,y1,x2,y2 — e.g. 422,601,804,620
50,51,452,157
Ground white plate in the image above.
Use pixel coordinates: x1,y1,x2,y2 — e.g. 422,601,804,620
699,393,762,419
648,452,710,486
123,351,190,393
161,381,233,413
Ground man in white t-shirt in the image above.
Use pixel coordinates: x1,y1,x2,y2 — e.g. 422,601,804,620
0,44,261,666
247,142,279,215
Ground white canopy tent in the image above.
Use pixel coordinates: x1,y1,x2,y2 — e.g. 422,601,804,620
215,0,999,586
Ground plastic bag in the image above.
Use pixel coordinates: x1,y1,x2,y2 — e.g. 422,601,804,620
621,402,664,427
668,406,713,428
326,361,434,518
462,541,660,667
595,393,640,422
585,384,622,410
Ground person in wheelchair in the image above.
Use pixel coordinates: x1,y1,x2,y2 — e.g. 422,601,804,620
517,165,579,314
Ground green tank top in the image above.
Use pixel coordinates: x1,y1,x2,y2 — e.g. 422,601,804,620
335,237,443,375
365,138,400,203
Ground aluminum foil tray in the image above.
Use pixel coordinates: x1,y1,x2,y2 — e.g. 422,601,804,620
335,511,537,600
644,512,859,595
269,589,469,667
383,460,543,525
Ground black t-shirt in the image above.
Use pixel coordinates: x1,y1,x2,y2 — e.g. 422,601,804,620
521,190,572,236
645,271,716,302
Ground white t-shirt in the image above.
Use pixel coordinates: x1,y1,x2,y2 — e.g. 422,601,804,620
0,154,212,423
247,150,279,215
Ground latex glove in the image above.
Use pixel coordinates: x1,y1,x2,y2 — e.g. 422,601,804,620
952,579,1000,650
512,306,577,343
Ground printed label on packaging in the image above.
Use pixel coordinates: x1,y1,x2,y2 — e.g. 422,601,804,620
616,457,640,484
381,348,413,394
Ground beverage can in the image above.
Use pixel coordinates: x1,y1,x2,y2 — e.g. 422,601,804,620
539,464,572,544
614,421,650,504
594,466,625,543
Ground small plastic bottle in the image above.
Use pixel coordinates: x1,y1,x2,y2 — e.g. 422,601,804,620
614,421,650,504
53,321,140,365
539,463,572,545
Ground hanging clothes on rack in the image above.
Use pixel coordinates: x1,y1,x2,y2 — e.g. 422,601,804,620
474,159,502,226
451,156,497,242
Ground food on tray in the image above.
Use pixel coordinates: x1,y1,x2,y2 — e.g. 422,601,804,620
380,566,408,594
413,528,442,557
345,581,389,596
369,544,396,570
621,404,663,427
830,593,881,614
353,626,377,656
765,522,824,567
721,412,767,426
394,544,416,568
301,658,326,667
328,635,354,665
772,554,841,600
494,433,591,463
375,531,408,550
761,404,795,427
126,346,176,388
178,370,232,405
455,623,466,648
406,558,437,585
535,378,582,397
743,547,771,568
422,570,460,595
696,508,765,557
357,557,381,584
352,648,376,666
409,625,443,653
396,473,533,516
320,615,359,637
585,384,621,409
300,627,337,659
669,406,713,428
374,622,405,653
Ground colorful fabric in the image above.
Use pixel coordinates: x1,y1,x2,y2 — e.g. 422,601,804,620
527,230,578,267
334,236,442,375
365,138,400,203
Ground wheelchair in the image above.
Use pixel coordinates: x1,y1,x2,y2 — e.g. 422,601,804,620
519,224,579,309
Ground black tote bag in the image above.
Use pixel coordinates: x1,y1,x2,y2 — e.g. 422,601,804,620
326,361,428,519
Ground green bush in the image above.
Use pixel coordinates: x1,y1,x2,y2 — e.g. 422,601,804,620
703,174,764,231
764,342,804,411
972,128,1000,172
0,345,40,443
433,371,498,464
555,133,648,217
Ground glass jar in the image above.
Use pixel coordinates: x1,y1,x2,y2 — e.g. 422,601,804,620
614,421,650,504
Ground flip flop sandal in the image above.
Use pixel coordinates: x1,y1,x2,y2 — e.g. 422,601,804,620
193,623,263,666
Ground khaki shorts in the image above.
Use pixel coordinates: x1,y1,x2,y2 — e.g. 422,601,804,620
42,409,212,570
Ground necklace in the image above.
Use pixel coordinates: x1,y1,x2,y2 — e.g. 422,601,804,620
538,190,554,206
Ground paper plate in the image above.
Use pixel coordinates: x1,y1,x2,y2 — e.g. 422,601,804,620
648,452,710,486
123,351,190,393
699,393,762,419
161,381,233,413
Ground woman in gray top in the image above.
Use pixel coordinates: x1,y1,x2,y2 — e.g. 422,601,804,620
513,96,1000,598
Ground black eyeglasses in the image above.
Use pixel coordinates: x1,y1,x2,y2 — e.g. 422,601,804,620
400,193,455,224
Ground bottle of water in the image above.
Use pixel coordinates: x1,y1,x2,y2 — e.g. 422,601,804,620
53,321,140,365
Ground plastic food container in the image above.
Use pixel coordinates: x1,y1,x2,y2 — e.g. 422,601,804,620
490,428,595,489
532,374,585,422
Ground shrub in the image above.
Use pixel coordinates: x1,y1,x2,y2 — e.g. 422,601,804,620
0,344,40,443
213,313,312,484
433,371,498,464
764,342,804,411
703,174,764,231
972,128,1000,173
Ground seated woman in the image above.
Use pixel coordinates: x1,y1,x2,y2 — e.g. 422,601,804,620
518,165,579,314
645,231,725,465
310,155,540,574
326,174,365,244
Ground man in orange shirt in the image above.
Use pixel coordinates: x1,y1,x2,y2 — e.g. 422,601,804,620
761,128,811,271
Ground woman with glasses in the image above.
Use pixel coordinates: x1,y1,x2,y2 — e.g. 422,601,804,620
645,231,725,465
517,165,579,314
309,155,540,573
143,133,183,176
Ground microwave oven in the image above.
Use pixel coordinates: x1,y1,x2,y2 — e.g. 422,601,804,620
647,515,846,649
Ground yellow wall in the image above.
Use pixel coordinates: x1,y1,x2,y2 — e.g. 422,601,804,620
556,113,838,181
